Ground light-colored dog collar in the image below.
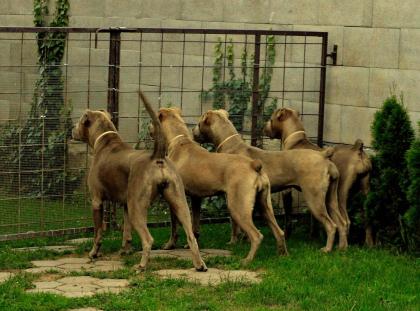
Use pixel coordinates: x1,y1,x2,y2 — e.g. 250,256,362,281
216,133,240,152
93,131,118,151
282,130,306,149
168,134,186,148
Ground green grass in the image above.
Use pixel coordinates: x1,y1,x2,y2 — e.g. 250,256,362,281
0,224,419,311
0,195,171,235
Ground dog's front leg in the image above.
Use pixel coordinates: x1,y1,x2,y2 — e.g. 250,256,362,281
191,196,201,240
120,204,133,255
89,199,103,259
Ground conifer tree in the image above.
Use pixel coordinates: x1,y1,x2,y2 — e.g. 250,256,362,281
365,95,414,248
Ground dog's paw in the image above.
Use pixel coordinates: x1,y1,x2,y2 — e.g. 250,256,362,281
134,264,147,273
88,250,102,260
320,247,332,253
119,247,134,256
278,246,289,256
162,241,176,250
195,264,208,272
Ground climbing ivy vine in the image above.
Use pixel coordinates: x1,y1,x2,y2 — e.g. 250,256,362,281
0,0,78,196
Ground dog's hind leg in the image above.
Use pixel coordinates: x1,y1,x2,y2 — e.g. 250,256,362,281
227,191,263,264
128,189,155,271
327,179,348,250
302,187,337,252
227,218,242,245
162,210,178,250
258,188,288,256
163,179,207,271
89,198,104,259
119,204,133,255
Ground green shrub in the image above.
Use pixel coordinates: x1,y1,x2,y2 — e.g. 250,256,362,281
0,0,80,197
405,121,420,253
365,95,414,249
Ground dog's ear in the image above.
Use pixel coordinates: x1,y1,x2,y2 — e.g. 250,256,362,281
81,110,91,127
158,110,166,122
98,109,112,120
171,107,182,115
352,139,364,153
202,112,213,125
276,108,291,122
217,109,229,119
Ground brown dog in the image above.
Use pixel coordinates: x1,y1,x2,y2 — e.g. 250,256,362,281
149,104,288,264
71,93,207,271
193,109,348,252
264,107,372,241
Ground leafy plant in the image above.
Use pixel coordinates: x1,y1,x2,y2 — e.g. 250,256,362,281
364,94,414,249
0,0,79,196
202,35,278,135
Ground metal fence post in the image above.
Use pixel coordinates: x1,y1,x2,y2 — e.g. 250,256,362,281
250,34,261,147
107,29,121,128
105,29,121,231
317,33,328,147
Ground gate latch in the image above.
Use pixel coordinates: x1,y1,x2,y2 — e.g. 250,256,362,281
326,44,338,65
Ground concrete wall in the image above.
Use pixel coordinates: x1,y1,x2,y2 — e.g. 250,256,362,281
1,0,420,146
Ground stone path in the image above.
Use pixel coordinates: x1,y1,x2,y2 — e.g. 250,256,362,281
24,258,124,274
13,245,77,253
144,248,232,259
66,238,93,244
0,272,14,284
155,268,261,285
26,276,129,298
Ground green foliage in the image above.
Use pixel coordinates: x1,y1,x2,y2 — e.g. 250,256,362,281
202,35,278,133
365,95,415,249
0,0,79,196
199,36,279,213
404,121,420,253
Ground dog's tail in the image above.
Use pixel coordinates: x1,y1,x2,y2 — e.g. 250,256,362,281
321,146,335,159
139,91,167,159
251,159,263,173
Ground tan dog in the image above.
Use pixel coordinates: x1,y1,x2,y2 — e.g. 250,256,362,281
264,107,372,241
193,109,348,252
71,93,207,271
150,104,288,264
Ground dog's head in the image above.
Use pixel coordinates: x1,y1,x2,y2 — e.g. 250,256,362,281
72,109,115,144
263,107,300,138
149,107,189,140
192,109,230,143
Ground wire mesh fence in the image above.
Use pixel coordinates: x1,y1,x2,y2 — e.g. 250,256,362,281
0,27,327,240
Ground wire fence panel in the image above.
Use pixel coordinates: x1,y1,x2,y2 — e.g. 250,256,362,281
0,27,327,240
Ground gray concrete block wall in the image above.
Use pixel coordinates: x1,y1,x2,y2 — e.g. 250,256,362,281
1,0,419,146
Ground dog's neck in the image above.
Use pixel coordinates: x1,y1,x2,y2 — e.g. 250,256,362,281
282,130,307,149
93,130,119,151
216,134,240,152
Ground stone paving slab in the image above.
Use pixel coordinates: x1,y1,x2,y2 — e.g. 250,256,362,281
155,268,261,286
66,238,93,245
13,245,77,253
0,272,14,284
26,275,129,298
25,257,124,274
144,248,232,260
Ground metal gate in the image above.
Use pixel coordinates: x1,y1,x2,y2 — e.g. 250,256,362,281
0,27,328,240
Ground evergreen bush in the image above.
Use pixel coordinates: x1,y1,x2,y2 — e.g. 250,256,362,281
365,95,414,248
405,121,420,253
